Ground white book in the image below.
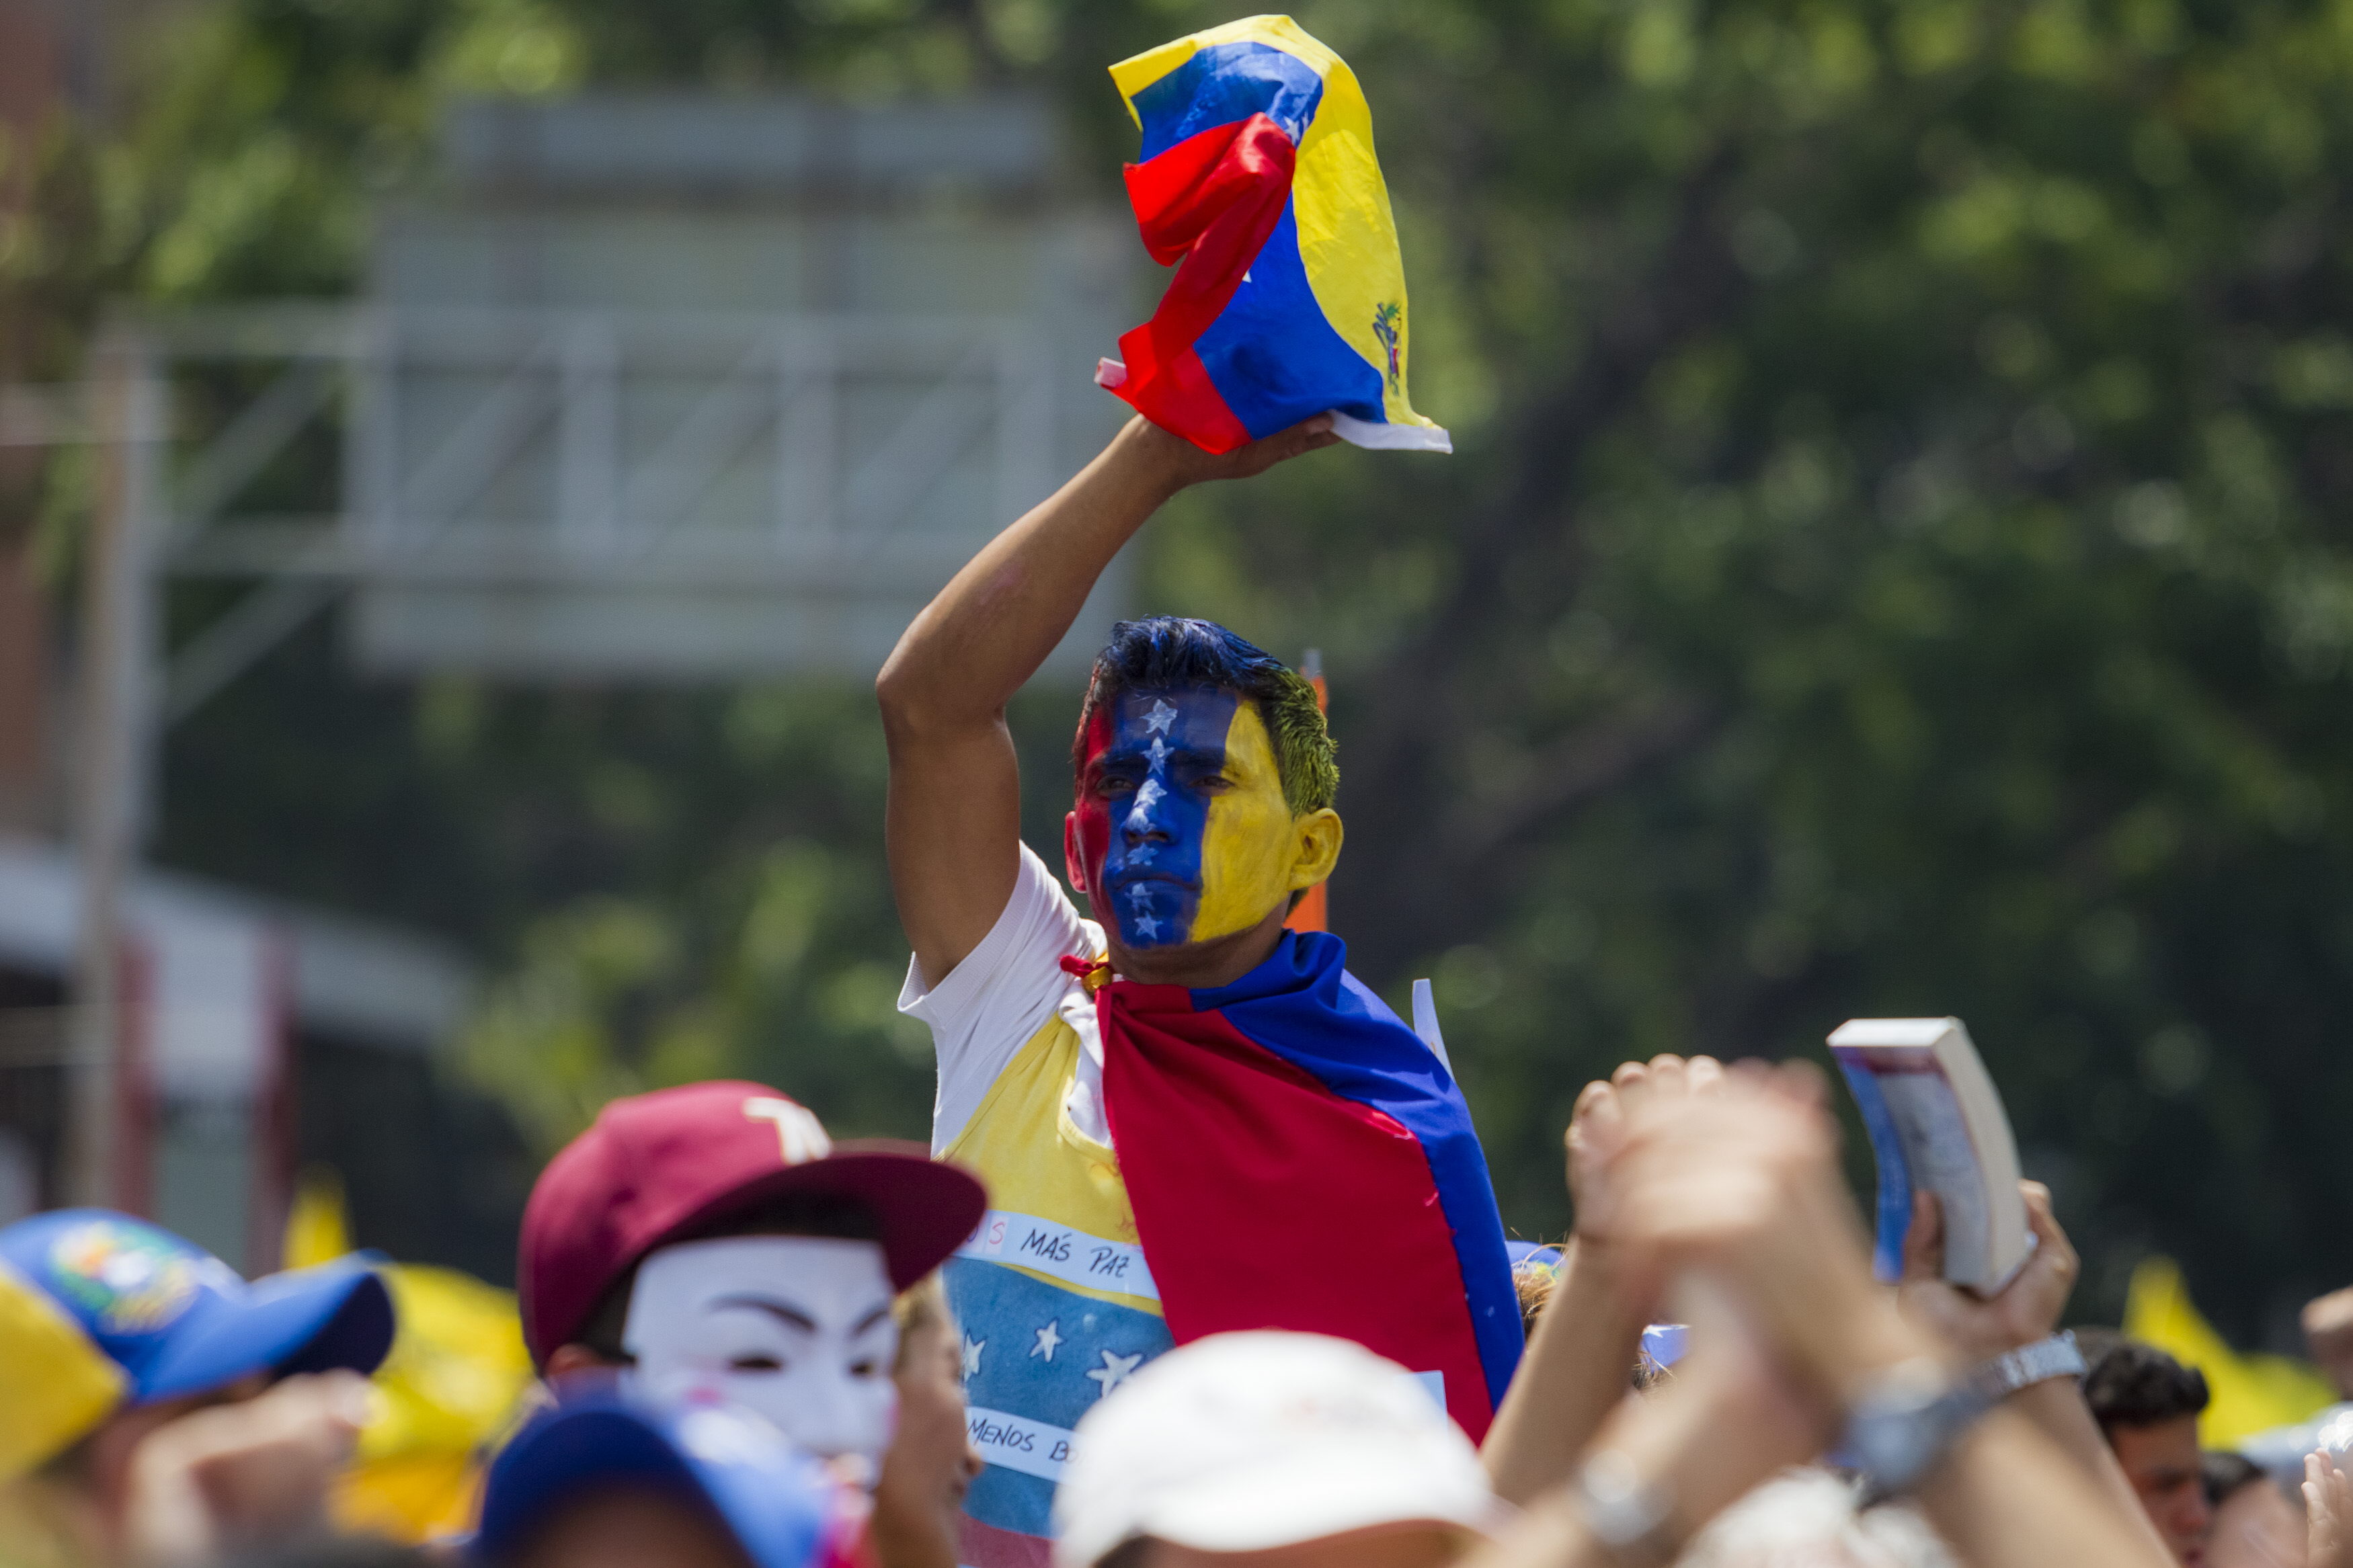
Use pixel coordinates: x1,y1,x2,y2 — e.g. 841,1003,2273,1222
1827,1017,2030,1291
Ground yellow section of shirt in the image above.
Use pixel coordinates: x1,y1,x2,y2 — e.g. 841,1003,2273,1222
942,1008,1161,1318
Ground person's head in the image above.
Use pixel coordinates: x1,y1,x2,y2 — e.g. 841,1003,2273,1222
519,1083,985,1483
1064,619,1341,966
2085,1336,2213,1567
871,1279,980,1568
474,1391,861,1568
2202,1451,2305,1568
0,1210,392,1551
1053,1331,1500,1568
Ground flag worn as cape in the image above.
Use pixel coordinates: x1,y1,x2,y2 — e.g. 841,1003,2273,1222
1096,15,1451,457
1096,930,1520,1438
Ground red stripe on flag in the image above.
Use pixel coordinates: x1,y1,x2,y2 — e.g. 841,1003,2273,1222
1107,113,1296,454
1098,982,1498,1438
957,1514,1053,1568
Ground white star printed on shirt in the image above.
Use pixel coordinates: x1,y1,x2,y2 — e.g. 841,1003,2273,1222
1142,700,1178,736
1086,1349,1144,1400
1031,1321,1063,1362
960,1333,985,1381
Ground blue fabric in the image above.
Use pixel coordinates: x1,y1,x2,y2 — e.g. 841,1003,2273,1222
1131,40,1326,159
1189,934,1523,1411
1191,199,1388,438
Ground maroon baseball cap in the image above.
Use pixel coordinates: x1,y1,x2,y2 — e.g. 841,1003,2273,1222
518,1081,987,1366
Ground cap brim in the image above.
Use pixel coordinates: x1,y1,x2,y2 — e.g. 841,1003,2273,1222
138,1261,393,1403
679,1142,987,1291
1135,1442,1507,1558
477,1402,833,1568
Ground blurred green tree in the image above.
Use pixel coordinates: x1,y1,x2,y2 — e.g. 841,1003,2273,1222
13,0,2353,1339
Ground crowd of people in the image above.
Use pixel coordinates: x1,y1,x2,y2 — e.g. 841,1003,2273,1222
4,412,2348,1568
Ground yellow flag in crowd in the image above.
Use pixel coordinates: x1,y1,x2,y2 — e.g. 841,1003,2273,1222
2123,1255,2336,1446
284,1173,534,1541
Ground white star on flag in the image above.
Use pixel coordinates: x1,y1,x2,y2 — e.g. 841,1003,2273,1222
1086,1348,1144,1400
960,1333,985,1381
1143,700,1178,735
1031,1321,1063,1362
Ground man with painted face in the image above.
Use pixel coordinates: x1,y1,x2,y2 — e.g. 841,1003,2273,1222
880,415,1521,1568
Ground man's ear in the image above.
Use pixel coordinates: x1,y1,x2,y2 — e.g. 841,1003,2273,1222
1286,808,1344,892
1064,811,1089,893
545,1343,626,1380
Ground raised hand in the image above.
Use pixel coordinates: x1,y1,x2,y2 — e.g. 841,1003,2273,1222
1566,1054,1727,1235
1135,413,1342,491
122,1372,372,1566
1900,1181,2079,1359
1587,1060,1928,1413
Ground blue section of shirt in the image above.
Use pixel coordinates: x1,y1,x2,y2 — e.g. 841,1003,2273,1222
945,1255,1175,1538
1131,40,1326,159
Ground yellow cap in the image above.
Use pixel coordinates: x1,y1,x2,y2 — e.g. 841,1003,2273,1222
0,1257,128,1477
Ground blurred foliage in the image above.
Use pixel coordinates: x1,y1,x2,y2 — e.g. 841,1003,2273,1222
12,0,2353,1342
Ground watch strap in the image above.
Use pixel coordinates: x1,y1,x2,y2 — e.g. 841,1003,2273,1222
1974,1330,2086,1397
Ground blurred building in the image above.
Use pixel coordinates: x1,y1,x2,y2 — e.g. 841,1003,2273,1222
3,58,1133,1278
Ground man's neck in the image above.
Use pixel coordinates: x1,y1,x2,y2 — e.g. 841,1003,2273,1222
1103,903,1292,989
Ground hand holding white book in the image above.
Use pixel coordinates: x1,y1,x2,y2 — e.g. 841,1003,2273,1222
1828,1017,2031,1292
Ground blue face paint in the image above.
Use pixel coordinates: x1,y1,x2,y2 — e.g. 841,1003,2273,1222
1075,686,1241,950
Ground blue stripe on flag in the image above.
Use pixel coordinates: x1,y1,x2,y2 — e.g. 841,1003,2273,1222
1132,40,1326,159
1191,199,1388,440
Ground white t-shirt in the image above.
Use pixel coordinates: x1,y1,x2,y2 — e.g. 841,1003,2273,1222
897,843,1112,1153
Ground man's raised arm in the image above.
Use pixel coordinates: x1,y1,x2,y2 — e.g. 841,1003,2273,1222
877,413,1337,989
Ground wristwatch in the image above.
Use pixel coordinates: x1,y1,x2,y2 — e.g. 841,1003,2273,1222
1839,1356,1996,1505
1972,1331,2085,1397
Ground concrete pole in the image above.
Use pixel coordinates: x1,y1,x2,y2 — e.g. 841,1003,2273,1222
65,330,161,1210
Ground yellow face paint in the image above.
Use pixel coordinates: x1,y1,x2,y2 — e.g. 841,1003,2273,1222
1193,704,1315,940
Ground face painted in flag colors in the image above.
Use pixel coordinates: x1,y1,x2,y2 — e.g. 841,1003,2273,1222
1065,686,1340,952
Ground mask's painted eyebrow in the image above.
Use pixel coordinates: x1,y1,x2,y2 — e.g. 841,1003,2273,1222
851,1305,893,1338
710,1295,818,1333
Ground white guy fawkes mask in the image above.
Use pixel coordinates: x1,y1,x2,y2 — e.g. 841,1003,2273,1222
621,1235,900,1485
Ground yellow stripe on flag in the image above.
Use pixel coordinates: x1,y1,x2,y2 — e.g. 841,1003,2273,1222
2122,1255,2336,1446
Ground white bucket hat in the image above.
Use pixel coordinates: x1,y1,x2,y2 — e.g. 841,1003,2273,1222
1052,1331,1511,1568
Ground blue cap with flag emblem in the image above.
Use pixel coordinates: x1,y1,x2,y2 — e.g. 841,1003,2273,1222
0,1208,393,1405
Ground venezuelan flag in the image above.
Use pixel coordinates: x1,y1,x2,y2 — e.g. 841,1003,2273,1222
1099,931,1520,1438
1097,15,1452,456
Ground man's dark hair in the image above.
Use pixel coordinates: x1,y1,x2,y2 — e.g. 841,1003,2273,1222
2201,1450,2267,1508
1071,618,1339,816
570,1192,882,1362
2081,1333,2211,1434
